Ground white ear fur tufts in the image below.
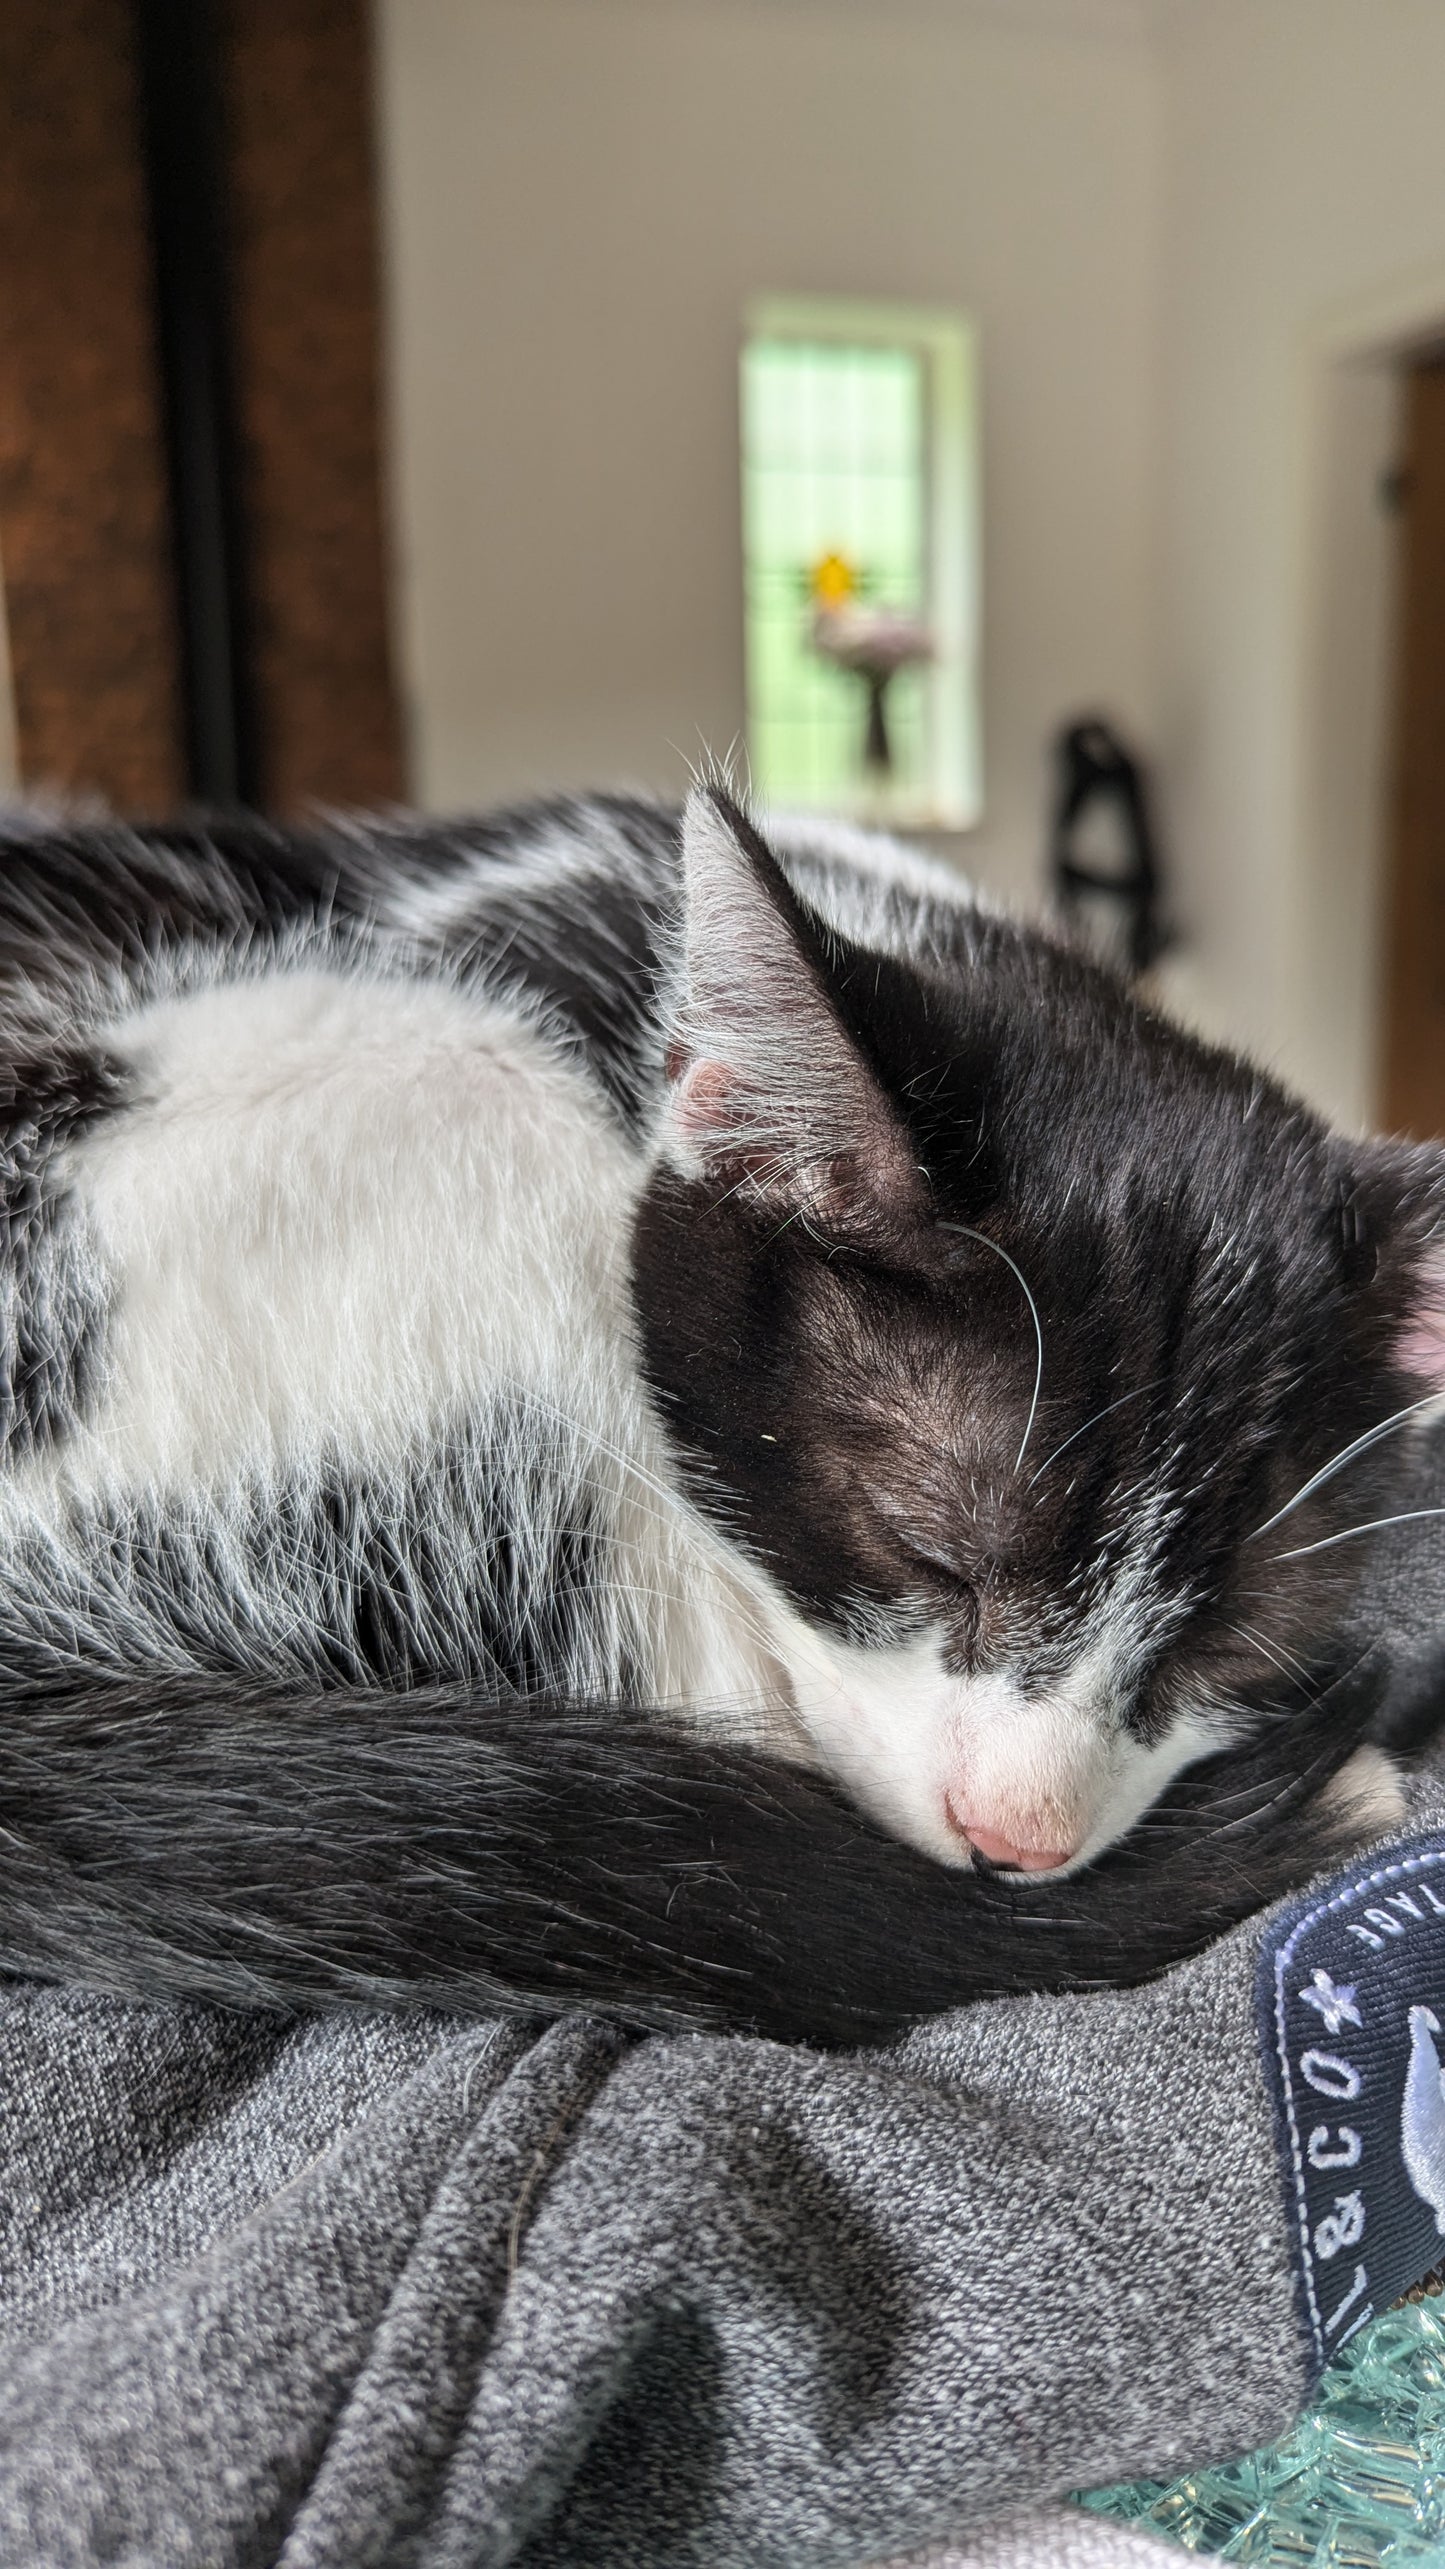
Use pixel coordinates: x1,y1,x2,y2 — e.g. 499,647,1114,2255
669,1059,756,1171
1400,1248,1445,1393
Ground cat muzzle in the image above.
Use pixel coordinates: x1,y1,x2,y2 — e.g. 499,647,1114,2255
943,1794,1078,1875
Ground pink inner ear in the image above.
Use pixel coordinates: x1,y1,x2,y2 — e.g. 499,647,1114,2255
670,1058,736,1154
1399,1254,1445,1389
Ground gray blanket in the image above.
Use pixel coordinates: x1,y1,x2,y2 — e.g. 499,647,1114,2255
3,1475,1445,2567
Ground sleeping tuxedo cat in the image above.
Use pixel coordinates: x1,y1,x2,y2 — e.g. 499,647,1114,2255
0,782,1435,2044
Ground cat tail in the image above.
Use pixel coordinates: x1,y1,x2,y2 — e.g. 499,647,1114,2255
0,1671,1390,2047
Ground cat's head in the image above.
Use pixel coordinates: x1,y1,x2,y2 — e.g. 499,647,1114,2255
631,787,1445,1874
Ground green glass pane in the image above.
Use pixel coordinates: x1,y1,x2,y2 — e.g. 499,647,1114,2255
741,332,930,814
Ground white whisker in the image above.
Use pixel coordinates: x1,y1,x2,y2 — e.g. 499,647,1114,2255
1225,1619,1311,1686
1026,1378,1164,1493
940,1221,1044,1473
1274,1506,1445,1562
1251,1392,1442,1539
514,1390,693,1528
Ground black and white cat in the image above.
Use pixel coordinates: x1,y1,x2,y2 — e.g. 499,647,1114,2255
0,782,1436,2043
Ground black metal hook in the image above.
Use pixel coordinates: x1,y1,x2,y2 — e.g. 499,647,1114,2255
1049,716,1169,978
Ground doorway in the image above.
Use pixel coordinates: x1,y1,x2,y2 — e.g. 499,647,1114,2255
1380,353,1445,1138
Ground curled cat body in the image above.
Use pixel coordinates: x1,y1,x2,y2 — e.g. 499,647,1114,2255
0,782,1436,2044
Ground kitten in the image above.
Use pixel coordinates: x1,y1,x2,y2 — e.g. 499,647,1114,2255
0,784,1434,2044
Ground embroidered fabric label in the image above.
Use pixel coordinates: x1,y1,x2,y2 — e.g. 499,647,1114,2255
1259,1835,1445,2377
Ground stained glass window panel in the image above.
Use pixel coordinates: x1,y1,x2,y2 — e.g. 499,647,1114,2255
740,306,979,827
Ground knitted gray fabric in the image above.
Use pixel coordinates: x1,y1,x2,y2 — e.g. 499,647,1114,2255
1,1451,1443,2566
886,2513,1188,2568
1,1960,1303,2569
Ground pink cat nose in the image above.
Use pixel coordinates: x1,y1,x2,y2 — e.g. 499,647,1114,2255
945,1798,1076,1874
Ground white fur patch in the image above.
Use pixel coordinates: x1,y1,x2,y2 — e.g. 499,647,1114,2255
776,1617,1224,1872
1318,1743,1408,1846
13,963,807,1733
60,969,627,1484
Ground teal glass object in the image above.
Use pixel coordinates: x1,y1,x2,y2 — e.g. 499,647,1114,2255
1080,2294,1445,2564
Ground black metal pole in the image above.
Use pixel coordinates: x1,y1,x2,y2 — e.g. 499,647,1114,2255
134,0,258,807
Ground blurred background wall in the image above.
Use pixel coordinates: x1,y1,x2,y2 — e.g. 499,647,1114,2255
6,1,1445,1135
1152,0,1445,1126
373,0,1165,906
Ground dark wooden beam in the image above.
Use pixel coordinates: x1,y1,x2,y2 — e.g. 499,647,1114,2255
221,0,405,812
0,0,184,812
135,0,258,806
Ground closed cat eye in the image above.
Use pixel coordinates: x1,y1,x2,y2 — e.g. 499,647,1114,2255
904,1537,971,1587
863,1485,971,1588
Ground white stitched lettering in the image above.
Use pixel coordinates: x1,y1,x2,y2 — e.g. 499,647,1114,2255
1307,2124,1363,2170
1363,1907,1408,1937
1314,2191,1366,2260
1324,2263,1370,2334
1272,1847,1445,2368
1301,2050,1363,2100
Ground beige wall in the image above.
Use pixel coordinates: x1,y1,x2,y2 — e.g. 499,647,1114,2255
1152,0,1445,1126
375,0,1445,1130
373,0,1164,905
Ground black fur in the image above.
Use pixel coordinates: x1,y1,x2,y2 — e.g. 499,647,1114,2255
411,794,677,1128
632,821,1428,1729
0,1655,1386,2046
0,1046,126,1456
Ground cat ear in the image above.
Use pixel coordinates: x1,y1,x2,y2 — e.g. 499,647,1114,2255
1346,1139,1445,1392
667,785,925,1233
1394,1167,1445,1391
